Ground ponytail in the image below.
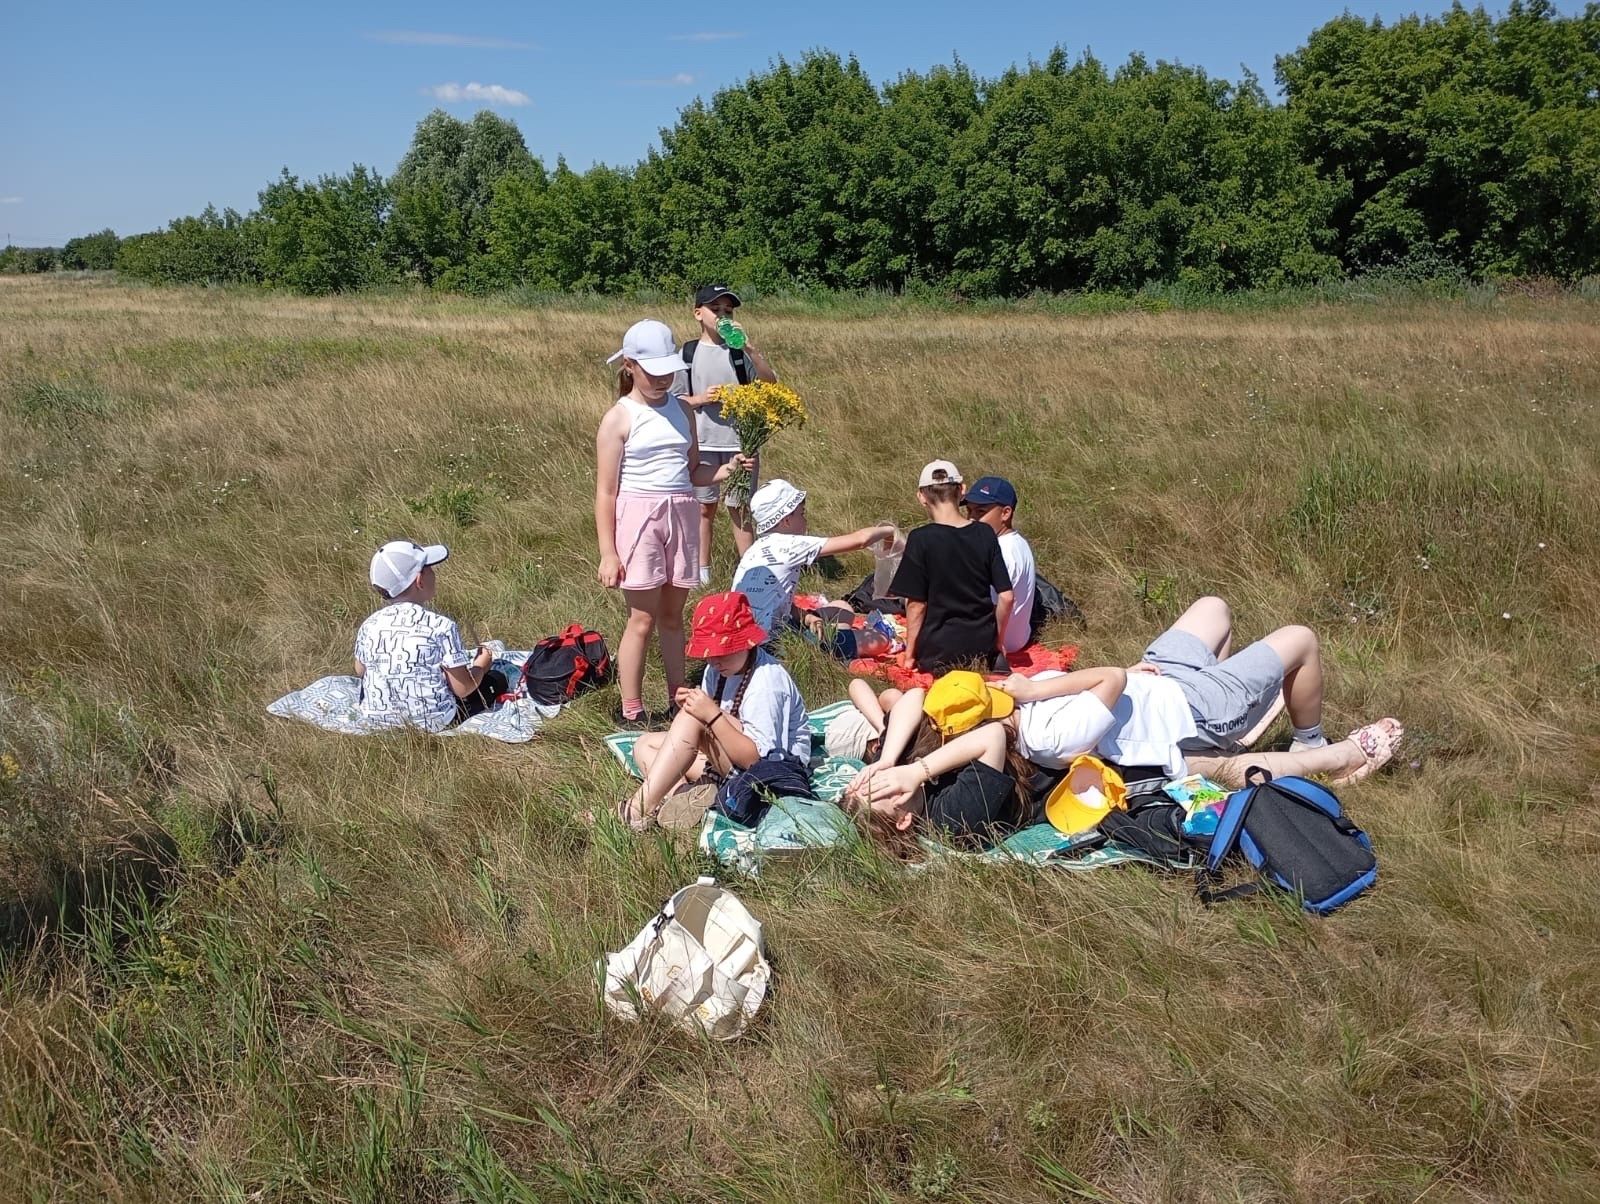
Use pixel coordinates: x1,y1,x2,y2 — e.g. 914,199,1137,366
616,364,635,398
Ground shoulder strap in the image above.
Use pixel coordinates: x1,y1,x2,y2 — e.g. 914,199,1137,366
680,339,698,394
730,346,754,385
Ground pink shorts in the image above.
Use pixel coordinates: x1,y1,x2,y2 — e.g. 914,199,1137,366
616,491,700,590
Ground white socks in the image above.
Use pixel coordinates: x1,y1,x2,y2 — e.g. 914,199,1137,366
1290,724,1327,751
698,566,712,586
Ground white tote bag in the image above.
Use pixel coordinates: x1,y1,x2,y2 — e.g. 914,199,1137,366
600,877,771,1041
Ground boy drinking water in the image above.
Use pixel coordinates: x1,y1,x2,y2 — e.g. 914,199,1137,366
674,284,779,583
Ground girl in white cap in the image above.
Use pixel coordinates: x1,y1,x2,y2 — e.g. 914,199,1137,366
596,319,750,726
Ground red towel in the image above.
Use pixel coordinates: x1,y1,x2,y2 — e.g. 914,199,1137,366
849,643,1080,691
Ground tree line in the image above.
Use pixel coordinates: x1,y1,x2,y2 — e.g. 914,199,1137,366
7,3,1597,296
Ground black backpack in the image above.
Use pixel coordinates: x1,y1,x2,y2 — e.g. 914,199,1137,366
518,625,613,704
1199,770,1377,914
681,339,754,393
1030,574,1085,637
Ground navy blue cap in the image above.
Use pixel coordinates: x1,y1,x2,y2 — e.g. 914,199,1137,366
963,476,1018,508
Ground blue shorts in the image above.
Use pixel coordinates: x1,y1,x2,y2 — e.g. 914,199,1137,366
1142,628,1285,753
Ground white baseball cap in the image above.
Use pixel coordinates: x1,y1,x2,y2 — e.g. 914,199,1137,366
606,318,690,376
918,459,963,488
370,540,448,597
750,479,807,535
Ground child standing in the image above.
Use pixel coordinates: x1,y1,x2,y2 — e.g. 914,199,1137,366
674,284,779,583
890,460,1015,674
596,319,748,726
355,540,505,731
962,476,1037,655
730,478,896,637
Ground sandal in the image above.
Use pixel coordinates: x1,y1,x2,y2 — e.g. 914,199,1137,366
1328,718,1404,786
617,794,658,832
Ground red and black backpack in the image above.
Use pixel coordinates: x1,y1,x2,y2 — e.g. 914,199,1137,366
517,625,613,704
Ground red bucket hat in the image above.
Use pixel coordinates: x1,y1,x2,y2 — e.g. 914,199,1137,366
685,591,768,658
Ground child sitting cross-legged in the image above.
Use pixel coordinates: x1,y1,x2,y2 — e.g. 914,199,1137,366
730,479,896,639
621,591,812,831
355,540,506,731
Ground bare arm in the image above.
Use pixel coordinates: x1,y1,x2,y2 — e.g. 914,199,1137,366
1001,666,1127,713
819,524,896,558
353,660,365,677
676,686,761,770
595,406,627,587
902,600,926,667
872,687,927,768
993,589,1015,651
443,646,496,699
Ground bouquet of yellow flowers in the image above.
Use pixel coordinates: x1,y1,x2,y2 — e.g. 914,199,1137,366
714,380,808,512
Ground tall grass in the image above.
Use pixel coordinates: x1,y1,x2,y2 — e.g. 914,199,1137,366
2,275,1598,1201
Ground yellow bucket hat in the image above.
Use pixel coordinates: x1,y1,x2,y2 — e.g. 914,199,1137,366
923,671,1015,738
1044,754,1129,835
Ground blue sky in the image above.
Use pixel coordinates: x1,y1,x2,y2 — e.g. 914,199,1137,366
1,1,1572,245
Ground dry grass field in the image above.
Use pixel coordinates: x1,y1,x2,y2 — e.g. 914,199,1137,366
2,275,1599,1202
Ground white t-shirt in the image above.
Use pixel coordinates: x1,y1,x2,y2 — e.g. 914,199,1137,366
672,341,744,451
1015,671,1196,777
353,602,474,732
731,533,828,635
997,530,1037,654
702,649,811,760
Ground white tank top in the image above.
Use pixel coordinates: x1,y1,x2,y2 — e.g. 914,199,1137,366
617,395,693,494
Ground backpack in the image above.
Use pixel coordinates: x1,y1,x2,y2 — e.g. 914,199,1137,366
1030,574,1086,637
1199,770,1376,914
518,624,613,704
681,339,754,394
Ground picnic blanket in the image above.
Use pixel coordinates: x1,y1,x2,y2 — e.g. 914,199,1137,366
602,700,864,803
267,649,561,744
603,698,1193,877
850,643,1080,691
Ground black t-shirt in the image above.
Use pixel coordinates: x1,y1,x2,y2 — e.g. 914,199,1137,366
890,520,1013,673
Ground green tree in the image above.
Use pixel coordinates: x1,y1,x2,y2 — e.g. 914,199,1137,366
61,229,120,271
256,167,392,293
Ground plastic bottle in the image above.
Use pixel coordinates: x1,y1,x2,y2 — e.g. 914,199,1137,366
717,317,748,350
871,526,906,599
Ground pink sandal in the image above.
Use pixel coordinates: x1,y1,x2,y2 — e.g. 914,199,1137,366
1329,718,1404,786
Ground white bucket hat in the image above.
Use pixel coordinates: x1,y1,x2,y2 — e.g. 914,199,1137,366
370,540,448,597
607,318,690,376
750,479,807,536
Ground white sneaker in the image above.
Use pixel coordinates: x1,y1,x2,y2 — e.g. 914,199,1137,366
698,566,712,586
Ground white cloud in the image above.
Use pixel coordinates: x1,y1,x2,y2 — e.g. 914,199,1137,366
424,82,531,106
0,197,21,205
624,73,696,86
669,31,744,42
370,30,534,50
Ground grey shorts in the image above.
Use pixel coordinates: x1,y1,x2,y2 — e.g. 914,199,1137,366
1142,628,1285,753
693,450,757,506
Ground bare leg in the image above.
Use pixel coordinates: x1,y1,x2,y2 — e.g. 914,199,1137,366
1187,741,1364,789
1170,595,1234,659
698,502,718,575
626,710,713,823
658,584,691,696
619,588,661,709
730,503,755,556
633,731,667,776
848,678,889,733
1260,625,1323,732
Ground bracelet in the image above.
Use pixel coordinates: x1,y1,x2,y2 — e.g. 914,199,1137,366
918,757,933,782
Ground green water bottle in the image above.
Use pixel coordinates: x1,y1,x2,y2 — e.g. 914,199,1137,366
717,316,747,350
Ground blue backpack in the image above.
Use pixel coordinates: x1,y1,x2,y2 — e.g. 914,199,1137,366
1199,770,1376,914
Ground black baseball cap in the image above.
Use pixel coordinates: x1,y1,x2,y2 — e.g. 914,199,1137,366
694,284,741,308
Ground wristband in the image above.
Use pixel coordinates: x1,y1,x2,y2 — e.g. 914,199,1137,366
918,757,933,783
